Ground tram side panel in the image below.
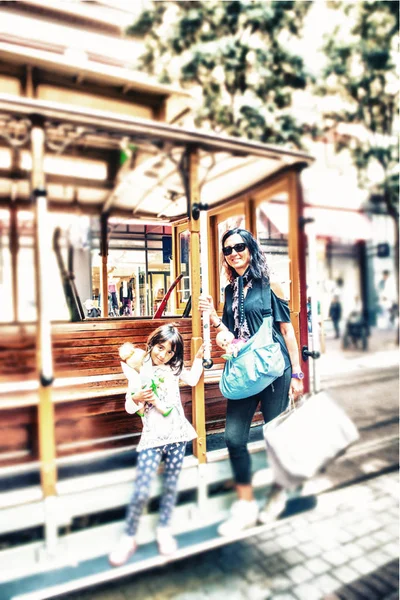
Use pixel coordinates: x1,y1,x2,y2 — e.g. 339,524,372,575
0,318,234,470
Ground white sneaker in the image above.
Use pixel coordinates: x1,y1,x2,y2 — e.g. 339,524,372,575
108,534,137,567
156,526,178,555
258,487,287,524
218,499,259,537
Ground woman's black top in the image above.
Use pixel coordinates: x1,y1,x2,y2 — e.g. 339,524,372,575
222,278,291,370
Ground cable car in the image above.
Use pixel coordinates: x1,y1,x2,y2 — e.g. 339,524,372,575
0,94,315,599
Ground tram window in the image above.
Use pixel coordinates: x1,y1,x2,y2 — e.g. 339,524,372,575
256,199,290,300
177,229,190,307
0,210,71,323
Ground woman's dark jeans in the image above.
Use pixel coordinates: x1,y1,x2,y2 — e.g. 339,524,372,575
224,366,291,485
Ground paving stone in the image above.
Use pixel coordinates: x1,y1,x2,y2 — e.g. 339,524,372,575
276,534,298,551
306,557,331,575
273,523,294,537
240,564,268,583
298,541,323,558
333,529,354,544
332,564,360,585
267,574,292,592
323,549,349,567
205,593,247,600
350,556,377,576
356,536,378,551
262,553,288,576
381,542,400,559
241,581,271,600
290,527,313,544
124,581,154,600
367,548,394,567
340,542,364,560
286,564,314,585
292,582,322,600
279,548,306,567
256,528,280,542
383,523,398,540
83,591,126,600
347,520,378,538
313,535,340,552
312,573,341,594
370,497,397,512
258,540,279,556
375,511,396,526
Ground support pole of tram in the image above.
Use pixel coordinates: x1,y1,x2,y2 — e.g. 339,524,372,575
186,147,207,465
31,116,58,552
100,212,109,318
288,168,309,391
9,199,19,322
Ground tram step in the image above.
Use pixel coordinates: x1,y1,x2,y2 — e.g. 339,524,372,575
0,523,237,600
0,491,317,600
0,442,268,535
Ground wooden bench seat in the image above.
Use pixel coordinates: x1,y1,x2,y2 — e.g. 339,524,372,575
0,317,225,381
0,318,247,469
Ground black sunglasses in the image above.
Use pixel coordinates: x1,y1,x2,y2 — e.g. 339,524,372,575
222,242,247,256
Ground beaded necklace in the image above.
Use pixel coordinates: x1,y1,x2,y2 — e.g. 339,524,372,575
232,268,253,340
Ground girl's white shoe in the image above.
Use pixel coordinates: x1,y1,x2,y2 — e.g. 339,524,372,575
156,526,178,555
108,534,137,567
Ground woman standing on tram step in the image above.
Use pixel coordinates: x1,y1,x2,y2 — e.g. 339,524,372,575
199,228,304,536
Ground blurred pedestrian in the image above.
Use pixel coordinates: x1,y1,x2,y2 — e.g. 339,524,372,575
329,295,342,339
378,270,396,329
307,296,312,333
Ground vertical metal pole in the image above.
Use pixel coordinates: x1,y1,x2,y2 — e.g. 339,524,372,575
306,221,321,393
287,170,308,387
9,198,19,322
100,212,109,317
187,147,207,464
31,117,58,552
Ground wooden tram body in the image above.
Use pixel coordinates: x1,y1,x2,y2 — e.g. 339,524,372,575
0,94,313,599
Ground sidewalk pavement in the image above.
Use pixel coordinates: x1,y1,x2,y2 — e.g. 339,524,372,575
70,471,398,600
64,329,399,600
311,326,398,385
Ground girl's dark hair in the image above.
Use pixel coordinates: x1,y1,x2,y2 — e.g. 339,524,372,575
146,323,184,375
221,228,270,283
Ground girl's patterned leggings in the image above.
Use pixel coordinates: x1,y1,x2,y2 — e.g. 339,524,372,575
125,441,187,536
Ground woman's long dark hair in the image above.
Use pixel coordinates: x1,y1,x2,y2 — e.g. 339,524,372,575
221,228,270,283
146,323,184,375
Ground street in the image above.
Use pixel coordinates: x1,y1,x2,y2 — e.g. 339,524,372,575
62,329,399,600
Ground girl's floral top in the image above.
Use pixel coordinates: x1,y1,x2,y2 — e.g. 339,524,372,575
124,356,202,451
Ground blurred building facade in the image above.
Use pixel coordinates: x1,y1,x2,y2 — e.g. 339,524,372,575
0,1,395,329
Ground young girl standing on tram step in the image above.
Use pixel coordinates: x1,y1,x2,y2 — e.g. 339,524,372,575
109,323,206,567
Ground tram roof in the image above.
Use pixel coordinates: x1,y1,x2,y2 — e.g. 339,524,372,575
0,94,314,222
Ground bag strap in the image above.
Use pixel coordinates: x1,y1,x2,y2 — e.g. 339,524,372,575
261,278,272,317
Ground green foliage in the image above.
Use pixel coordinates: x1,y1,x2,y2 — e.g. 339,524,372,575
319,0,399,219
126,0,312,147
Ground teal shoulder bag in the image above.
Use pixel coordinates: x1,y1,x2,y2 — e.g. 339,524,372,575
219,280,285,400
